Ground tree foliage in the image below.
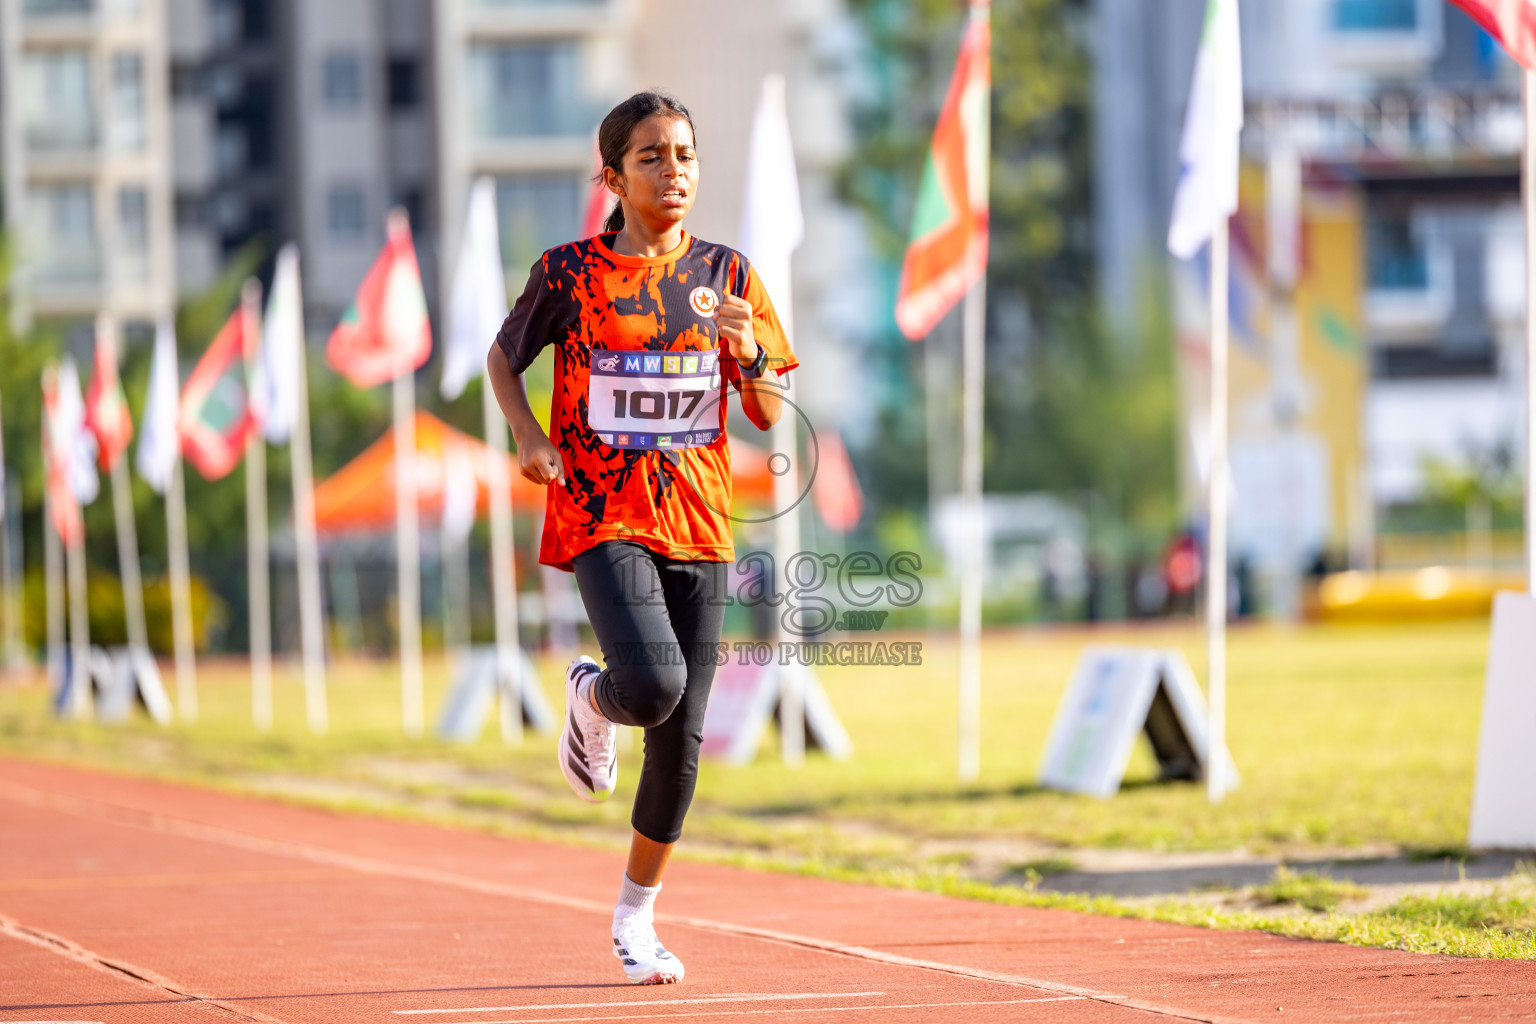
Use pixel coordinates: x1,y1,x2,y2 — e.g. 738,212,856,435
842,0,1179,553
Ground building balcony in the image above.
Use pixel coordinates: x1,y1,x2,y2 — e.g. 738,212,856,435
1245,87,1523,167
462,0,623,40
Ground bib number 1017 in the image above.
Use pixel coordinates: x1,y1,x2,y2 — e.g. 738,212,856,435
611,388,706,421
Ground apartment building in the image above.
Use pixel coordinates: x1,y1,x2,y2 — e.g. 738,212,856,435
1,0,177,326
1096,0,1526,577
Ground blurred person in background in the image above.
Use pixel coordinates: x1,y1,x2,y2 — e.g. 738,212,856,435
487,91,797,986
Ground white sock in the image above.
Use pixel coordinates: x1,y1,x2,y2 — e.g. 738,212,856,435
614,873,660,926
577,673,606,720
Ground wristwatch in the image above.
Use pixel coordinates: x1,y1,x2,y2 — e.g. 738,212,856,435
736,345,768,379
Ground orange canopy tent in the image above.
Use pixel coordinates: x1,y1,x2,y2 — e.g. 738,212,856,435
313,411,776,535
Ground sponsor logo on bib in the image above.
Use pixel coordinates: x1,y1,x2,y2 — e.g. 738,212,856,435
689,287,719,317
595,353,620,372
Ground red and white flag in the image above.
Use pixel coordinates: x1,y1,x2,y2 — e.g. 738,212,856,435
179,304,259,481
85,317,135,470
42,362,87,545
1447,1,1536,69
327,209,433,389
812,430,865,533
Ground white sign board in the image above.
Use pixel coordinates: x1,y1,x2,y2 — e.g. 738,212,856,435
56,644,171,725
436,645,553,743
1039,646,1238,798
1469,592,1536,849
700,660,852,764
96,646,173,725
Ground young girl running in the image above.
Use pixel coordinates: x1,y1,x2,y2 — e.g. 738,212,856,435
486,91,797,985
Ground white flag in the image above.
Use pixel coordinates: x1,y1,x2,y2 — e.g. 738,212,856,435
738,74,805,337
442,178,507,401
261,244,304,443
136,318,181,494
58,356,99,505
440,441,479,546
1167,0,1244,260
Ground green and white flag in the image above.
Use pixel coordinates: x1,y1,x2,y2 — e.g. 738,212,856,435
1167,0,1244,260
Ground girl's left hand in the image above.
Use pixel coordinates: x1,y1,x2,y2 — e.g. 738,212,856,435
715,294,758,366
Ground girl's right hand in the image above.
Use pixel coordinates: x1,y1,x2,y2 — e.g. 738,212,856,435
518,432,566,486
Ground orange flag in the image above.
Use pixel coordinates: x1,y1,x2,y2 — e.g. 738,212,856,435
326,210,433,389
894,2,990,341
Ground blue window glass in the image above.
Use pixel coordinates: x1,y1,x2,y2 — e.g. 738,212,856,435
1333,0,1417,31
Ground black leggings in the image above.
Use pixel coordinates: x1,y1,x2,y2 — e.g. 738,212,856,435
571,541,728,844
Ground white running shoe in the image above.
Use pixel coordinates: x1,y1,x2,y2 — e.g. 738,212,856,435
559,655,617,803
613,913,685,985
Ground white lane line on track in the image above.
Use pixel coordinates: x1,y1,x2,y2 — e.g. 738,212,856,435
426,997,1086,1024
0,912,291,1024
0,781,1217,1024
395,992,886,1014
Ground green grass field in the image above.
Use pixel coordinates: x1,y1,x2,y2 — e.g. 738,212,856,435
4,619,1530,959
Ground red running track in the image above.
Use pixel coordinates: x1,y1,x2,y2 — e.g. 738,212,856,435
0,756,1531,1024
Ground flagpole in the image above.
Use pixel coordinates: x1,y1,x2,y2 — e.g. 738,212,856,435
1207,220,1231,803
284,251,329,735
1524,68,1536,594
483,373,522,744
773,383,804,767
292,350,329,735
957,277,986,783
0,393,22,674
42,421,64,700
98,316,151,659
395,369,424,737
242,280,273,730
167,454,196,720
65,512,91,720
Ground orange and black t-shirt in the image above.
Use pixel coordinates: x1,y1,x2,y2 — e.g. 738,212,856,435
494,230,797,571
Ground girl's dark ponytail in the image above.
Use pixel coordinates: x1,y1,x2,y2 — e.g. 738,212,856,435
595,91,696,236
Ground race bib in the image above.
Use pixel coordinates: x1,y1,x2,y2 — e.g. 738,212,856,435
587,349,723,451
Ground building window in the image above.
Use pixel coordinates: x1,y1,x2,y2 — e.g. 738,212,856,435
328,184,366,239
23,0,93,15
26,183,99,285
118,187,150,283
323,52,364,110
175,194,208,227
468,41,591,138
388,58,420,111
395,188,425,232
215,123,247,175
240,0,269,41
109,53,146,152
1367,214,1428,291
171,64,207,101
22,50,95,151
1333,0,1417,31
495,174,580,276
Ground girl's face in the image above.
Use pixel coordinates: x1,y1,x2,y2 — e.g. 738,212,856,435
606,114,698,230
